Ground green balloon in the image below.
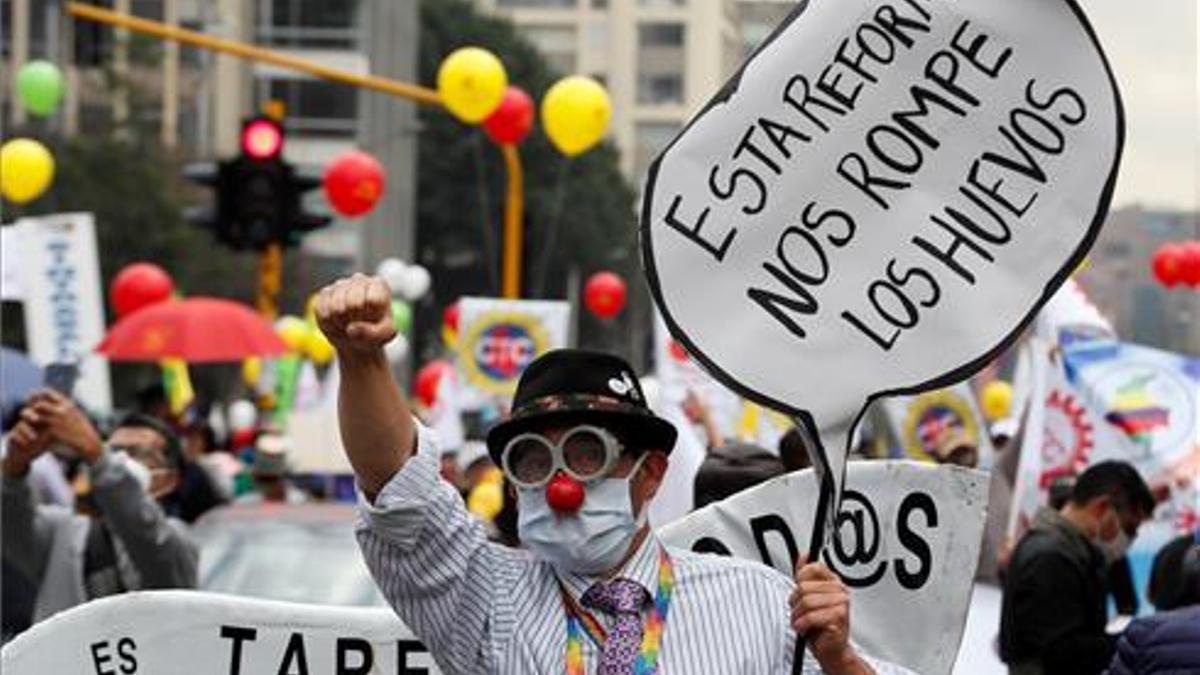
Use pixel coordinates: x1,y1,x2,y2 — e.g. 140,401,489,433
391,300,413,334
16,61,65,117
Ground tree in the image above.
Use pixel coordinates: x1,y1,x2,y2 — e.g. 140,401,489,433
415,0,643,362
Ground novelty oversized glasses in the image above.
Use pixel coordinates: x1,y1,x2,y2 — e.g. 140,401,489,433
501,425,625,489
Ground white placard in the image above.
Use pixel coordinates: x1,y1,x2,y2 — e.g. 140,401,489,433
14,213,112,412
659,461,988,675
640,0,1121,498
0,591,440,675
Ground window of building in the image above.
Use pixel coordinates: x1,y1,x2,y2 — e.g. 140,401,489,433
259,78,357,136
638,0,687,7
523,25,578,74
637,22,685,104
257,0,359,49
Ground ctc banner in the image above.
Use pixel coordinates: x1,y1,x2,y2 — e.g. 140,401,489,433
12,213,112,412
0,591,441,674
455,297,570,401
881,382,995,463
659,461,988,675
1012,338,1200,605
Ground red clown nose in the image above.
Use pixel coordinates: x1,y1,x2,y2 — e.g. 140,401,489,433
545,473,584,513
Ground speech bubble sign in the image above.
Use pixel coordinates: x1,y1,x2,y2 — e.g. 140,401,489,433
640,0,1122,435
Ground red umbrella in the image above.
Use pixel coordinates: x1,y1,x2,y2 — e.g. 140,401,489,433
96,297,287,363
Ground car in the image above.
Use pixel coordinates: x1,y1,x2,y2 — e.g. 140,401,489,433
192,502,386,607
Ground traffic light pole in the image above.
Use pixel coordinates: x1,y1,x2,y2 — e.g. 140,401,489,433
67,1,528,299
257,243,283,319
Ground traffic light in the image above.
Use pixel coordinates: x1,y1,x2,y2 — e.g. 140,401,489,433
185,115,330,250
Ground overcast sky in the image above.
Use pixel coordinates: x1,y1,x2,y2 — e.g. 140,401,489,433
1080,0,1198,212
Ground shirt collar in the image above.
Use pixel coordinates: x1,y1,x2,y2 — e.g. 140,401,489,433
557,527,662,604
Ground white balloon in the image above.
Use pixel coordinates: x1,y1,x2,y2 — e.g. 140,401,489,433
375,258,408,296
400,265,431,301
228,399,257,431
384,333,410,363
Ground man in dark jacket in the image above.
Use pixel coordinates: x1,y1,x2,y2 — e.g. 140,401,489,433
1000,461,1155,675
1104,605,1200,675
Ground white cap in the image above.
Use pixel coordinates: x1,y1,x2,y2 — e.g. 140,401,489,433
456,440,491,474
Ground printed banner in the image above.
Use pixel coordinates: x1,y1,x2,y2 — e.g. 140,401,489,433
13,213,112,412
455,297,570,401
881,382,995,463
0,591,441,674
1012,338,1200,606
659,461,988,675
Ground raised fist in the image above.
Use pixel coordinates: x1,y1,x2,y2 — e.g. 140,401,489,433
314,274,397,355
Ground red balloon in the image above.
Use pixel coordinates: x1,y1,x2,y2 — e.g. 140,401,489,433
229,428,257,451
584,271,627,319
110,263,175,318
1152,244,1184,288
545,473,584,513
443,301,461,332
1180,241,1200,287
483,86,535,145
415,360,450,408
324,150,386,217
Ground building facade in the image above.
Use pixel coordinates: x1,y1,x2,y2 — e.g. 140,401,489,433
476,0,794,187
1078,206,1200,355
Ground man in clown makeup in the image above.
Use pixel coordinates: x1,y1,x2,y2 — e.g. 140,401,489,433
316,274,912,675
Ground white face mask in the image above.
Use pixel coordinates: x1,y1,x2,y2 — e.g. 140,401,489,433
517,456,646,575
1098,509,1132,564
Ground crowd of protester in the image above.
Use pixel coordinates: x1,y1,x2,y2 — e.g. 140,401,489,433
1,367,1196,674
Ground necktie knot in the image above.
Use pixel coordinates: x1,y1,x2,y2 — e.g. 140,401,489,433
582,577,649,617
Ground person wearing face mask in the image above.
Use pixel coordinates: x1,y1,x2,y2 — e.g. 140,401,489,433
1,390,198,626
316,274,912,675
999,461,1155,675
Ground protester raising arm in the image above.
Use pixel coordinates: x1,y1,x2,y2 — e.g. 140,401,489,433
315,274,411,500
317,274,501,674
24,392,198,589
1,418,56,584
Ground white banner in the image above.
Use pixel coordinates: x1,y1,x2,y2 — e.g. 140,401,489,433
455,297,570,404
0,591,440,675
659,461,988,675
14,213,112,412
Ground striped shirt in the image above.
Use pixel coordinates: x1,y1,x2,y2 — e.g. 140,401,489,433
356,425,913,674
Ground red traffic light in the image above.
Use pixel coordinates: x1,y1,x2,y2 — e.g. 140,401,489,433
241,118,283,160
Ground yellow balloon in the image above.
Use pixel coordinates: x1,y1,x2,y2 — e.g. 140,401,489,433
275,316,309,353
981,380,1014,422
306,328,336,366
242,357,262,387
467,480,504,521
541,76,612,157
1,138,55,204
437,47,507,124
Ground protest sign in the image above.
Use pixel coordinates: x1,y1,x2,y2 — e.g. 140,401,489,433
0,591,442,675
659,460,988,675
881,381,994,463
639,6,1124,648
14,213,112,412
455,297,570,402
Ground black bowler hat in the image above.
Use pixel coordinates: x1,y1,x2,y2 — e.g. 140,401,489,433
486,349,678,465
